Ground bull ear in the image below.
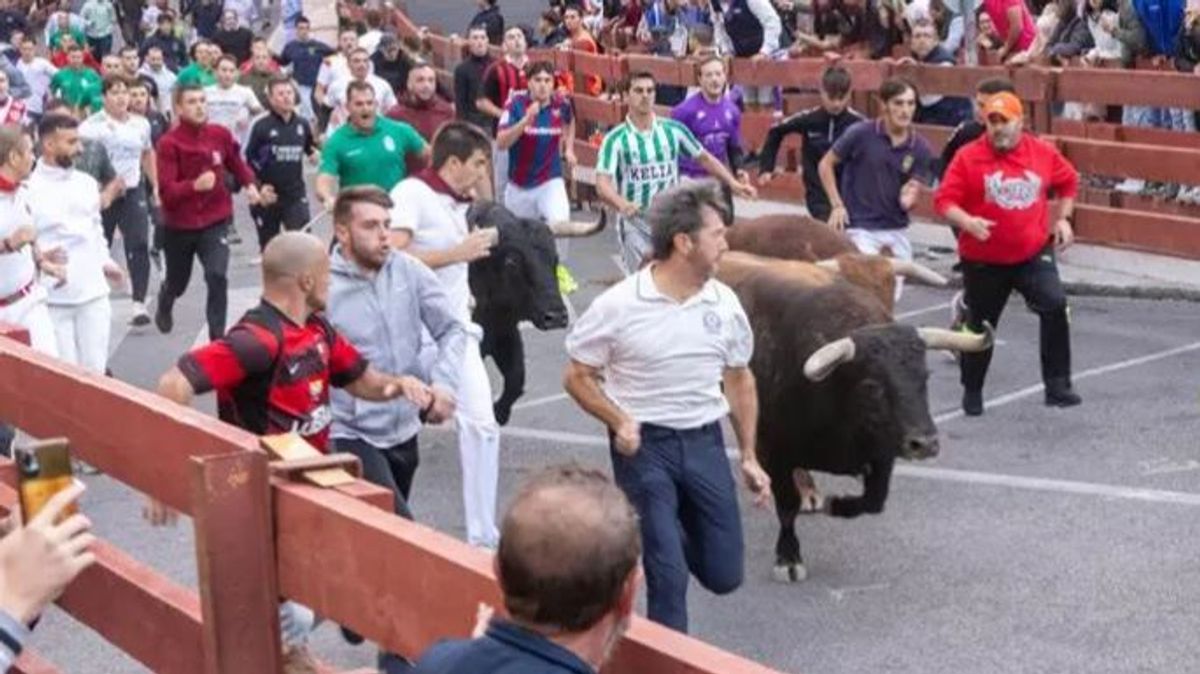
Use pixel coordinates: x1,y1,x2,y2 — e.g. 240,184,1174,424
803,337,856,382
917,322,994,352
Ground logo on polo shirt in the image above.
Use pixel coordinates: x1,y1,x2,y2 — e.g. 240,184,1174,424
702,310,722,334
901,155,914,173
383,136,396,152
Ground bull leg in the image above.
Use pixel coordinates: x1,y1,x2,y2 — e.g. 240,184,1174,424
771,465,807,583
489,326,525,426
827,460,894,518
793,468,825,513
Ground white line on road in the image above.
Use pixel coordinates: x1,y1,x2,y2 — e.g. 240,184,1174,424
511,392,570,411
933,339,1200,424
895,301,953,321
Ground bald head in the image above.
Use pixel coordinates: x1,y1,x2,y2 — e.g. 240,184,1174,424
497,465,640,633
262,231,326,285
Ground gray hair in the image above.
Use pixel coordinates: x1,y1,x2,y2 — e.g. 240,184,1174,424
647,179,731,261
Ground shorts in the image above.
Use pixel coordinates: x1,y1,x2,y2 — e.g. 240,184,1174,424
846,228,913,301
504,178,570,224
617,215,653,275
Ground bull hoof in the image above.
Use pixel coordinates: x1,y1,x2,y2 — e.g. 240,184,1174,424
771,562,808,583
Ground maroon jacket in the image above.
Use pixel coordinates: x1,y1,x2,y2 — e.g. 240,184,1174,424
386,94,455,144
156,121,257,230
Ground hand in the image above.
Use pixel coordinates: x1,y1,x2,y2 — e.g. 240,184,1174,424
102,260,125,285
456,229,496,263
961,215,994,241
894,56,917,66
259,184,278,206
732,179,757,200
39,260,67,285
322,194,337,212
617,200,640,218
308,151,321,166
150,187,160,206
899,179,921,211
193,170,216,192
41,245,68,266
4,224,35,251
385,375,432,409
757,171,774,186
741,458,772,509
827,205,849,232
142,497,179,526
613,417,641,456
1054,218,1074,249
0,483,96,624
424,385,456,424
750,52,768,62
245,184,262,206
563,150,577,173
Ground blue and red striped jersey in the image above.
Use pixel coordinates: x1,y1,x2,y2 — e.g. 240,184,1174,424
500,92,573,188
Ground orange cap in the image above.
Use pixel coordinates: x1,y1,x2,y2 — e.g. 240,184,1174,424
983,92,1024,122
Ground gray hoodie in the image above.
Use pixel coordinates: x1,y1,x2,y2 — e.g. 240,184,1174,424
328,246,467,448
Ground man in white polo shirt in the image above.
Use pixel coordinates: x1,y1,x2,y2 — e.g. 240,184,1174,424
388,120,500,548
562,179,771,635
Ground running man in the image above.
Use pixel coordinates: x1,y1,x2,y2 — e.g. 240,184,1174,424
245,75,318,253
596,71,756,274
671,56,749,213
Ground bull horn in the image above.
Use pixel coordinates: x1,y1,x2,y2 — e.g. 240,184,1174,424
815,259,841,272
917,322,994,353
548,220,604,238
888,259,948,286
803,337,856,382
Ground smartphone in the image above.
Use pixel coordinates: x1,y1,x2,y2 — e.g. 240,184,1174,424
16,438,77,523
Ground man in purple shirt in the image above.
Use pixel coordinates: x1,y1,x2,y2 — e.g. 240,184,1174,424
671,56,748,213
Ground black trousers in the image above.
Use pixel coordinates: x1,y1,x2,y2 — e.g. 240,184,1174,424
160,222,230,340
960,243,1072,392
250,194,311,252
332,436,419,520
103,184,151,303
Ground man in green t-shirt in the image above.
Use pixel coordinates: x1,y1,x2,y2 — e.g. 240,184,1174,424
50,45,103,115
315,80,428,211
175,40,218,89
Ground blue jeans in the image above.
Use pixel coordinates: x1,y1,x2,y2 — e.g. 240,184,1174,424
610,422,744,633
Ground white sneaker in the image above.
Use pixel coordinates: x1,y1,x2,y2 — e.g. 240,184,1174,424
129,302,151,327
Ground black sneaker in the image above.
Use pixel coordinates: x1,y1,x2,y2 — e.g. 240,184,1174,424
962,389,984,417
155,291,174,334
1044,380,1082,408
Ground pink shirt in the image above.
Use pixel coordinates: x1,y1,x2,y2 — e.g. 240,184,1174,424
984,0,1036,51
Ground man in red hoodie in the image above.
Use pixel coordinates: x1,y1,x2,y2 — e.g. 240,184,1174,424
935,91,1081,417
155,82,261,341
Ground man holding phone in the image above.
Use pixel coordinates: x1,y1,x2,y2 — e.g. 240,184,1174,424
935,91,1081,417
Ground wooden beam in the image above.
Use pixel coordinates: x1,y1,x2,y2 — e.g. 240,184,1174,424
1057,138,1200,185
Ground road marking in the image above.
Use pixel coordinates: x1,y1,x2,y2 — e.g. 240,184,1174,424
511,392,570,411
490,424,1200,507
190,288,261,348
895,301,953,321
933,339,1200,424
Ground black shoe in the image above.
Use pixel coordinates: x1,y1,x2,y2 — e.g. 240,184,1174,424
155,291,174,334
962,389,984,416
340,626,365,645
1044,380,1082,408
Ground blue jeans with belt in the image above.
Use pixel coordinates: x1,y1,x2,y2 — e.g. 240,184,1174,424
610,421,744,633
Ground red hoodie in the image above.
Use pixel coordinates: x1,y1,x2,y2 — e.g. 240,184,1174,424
156,121,257,230
935,133,1078,265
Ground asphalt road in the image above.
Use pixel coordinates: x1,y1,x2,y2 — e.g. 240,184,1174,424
19,2,1200,672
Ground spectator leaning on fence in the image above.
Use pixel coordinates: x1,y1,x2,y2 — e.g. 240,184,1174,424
411,465,641,674
902,21,972,127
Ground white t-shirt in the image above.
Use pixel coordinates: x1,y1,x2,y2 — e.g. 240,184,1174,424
565,265,754,429
204,83,261,145
315,54,350,92
27,164,111,306
139,64,176,115
79,110,152,188
0,187,39,298
326,74,396,131
17,58,58,115
388,177,472,319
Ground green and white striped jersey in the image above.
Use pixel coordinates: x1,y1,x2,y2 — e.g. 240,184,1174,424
596,115,704,212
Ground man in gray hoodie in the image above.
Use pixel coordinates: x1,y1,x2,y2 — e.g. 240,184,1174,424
327,185,466,518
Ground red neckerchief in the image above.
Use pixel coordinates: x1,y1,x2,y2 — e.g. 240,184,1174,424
0,174,18,193
415,168,471,203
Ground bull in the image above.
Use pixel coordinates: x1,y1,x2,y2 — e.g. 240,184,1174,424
717,252,990,582
467,201,599,425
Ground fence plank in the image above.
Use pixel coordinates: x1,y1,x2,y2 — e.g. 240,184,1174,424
1057,138,1200,184
1055,68,1200,109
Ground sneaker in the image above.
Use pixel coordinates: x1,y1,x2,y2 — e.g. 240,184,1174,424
962,389,984,417
280,644,319,674
1044,379,1082,408
556,264,579,295
154,288,174,334
130,302,151,327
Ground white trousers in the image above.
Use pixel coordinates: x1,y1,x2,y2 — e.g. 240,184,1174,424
492,150,509,208
846,228,913,302
457,329,500,547
48,297,111,374
505,178,572,260
0,289,59,357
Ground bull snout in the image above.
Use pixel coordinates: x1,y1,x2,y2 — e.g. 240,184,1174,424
533,308,569,330
902,433,940,460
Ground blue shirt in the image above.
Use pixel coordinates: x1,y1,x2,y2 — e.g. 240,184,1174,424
281,38,333,87
413,620,597,674
831,119,934,231
500,93,573,188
